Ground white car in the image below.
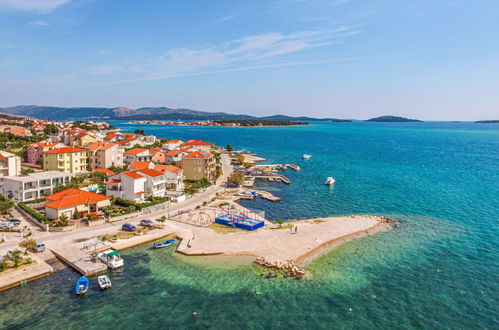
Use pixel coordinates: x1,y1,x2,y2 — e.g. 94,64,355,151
0,222,14,230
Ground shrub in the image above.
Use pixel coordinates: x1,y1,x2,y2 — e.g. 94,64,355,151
18,202,48,224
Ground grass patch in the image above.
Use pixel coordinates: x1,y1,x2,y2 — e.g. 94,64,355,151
206,223,239,235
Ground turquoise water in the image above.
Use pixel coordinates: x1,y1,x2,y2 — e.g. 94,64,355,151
1,121,498,329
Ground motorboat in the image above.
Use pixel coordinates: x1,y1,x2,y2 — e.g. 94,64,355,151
75,276,89,295
302,154,312,160
154,239,176,249
97,275,112,290
325,177,336,185
98,250,124,269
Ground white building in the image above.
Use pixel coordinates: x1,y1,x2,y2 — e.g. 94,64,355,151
154,165,184,191
106,168,166,202
0,150,21,178
123,148,153,166
2,171,75,201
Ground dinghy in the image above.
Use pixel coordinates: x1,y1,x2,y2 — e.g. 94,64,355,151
302,154,312,159
97,275,112,290
154,239,175,249
325,177,335,185
75,276,89,295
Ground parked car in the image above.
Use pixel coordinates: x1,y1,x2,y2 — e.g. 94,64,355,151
0,222,14,230
32,240,45,253
8,219,21,226
140,219,155,227
6,249,21,260
122,223,136,231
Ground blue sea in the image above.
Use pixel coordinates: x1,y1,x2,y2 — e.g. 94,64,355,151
1,121,498,329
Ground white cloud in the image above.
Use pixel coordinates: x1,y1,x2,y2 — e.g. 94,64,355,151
29,20,49,26
0,0,70,13
213,15,235,23
91,27,361,84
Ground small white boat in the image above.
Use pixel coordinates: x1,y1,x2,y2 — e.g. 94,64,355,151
325,177,335,185
302,154,312,159
98,250,124,269
97,275,112,290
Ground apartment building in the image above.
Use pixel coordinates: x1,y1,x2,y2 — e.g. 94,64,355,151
85,141,124,170
42,147,88,173
181,151,215,181
2,171,75,201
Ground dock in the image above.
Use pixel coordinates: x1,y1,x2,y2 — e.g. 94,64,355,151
50,246,107,276
256,163,300,171
0,256,53,292
256,190,281,202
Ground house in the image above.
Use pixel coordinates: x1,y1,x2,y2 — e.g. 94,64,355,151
181,151,215,181
142,135,157,145
44,188,111,220
42,147,88,173
129,161,154,170
180,139,212,152
103,132,119,142
123,148,153,165
135,168,166,198
151,148,171,164
117,133,144,148
106,170,146,202
70,131,97,147
27,142,65,164
2,171,75,201
154,164,184,191
0,125,32,137
85,141,124,170
163,149,189,165
162,139,184,150
0,150,22,177
106,168,167,201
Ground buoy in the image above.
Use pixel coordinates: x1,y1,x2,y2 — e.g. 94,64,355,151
348,308,353,312
192,312,198,316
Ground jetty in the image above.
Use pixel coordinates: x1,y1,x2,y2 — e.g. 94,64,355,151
256,164,300,171
50,246,107,276
255,190,281,202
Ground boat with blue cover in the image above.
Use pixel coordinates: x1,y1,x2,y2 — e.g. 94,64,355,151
75,276,89,295
154,239,175,249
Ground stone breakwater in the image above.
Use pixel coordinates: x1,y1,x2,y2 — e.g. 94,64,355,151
254,257,306,278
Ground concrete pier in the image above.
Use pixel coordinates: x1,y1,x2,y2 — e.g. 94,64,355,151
50,246,107,276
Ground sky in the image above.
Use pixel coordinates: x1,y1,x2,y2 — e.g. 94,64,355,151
1,0,498,120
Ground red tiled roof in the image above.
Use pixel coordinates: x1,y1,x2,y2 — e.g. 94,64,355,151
85,141,116,151
124,148,148,155
154,164,182,174
137,168,164,178
129,161,152,170
181,139,211,147
94,168,116,176
165,149,184,156
37,142,61,148
183,151,212,159
45,188,110,210
103,133,118,140
122,170,144,179
106,179,121,184
42,147,85,154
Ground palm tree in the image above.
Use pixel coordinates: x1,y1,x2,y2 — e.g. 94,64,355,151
12,250,22,268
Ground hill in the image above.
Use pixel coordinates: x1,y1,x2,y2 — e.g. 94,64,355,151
0,105,327,122
366,115,422,122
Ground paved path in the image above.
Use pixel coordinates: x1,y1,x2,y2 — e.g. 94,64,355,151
0,154,233,255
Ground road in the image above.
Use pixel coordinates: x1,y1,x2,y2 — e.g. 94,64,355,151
0,154,233,254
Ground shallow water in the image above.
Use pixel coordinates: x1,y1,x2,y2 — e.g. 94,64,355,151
1,121,498,329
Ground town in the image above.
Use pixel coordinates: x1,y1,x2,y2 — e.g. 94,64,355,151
0,114,394,292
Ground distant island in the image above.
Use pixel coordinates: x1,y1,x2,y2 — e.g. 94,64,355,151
475,120,499,123
214,119,308,126
366,115,423,122
330,119,353,123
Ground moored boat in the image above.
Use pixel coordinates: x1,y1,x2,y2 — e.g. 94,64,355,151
154,239,176,249
98,250,124,269
75,276,89,295
302,154,312,159
97,275,112,290
325,177,335,185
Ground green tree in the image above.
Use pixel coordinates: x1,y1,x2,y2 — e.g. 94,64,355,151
228,171,245,186
12,250,22,268
226,144,233,151
19,239,37,254
236,154,245,165
156,215,167,228
43,124,60,135
134,129,145,135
